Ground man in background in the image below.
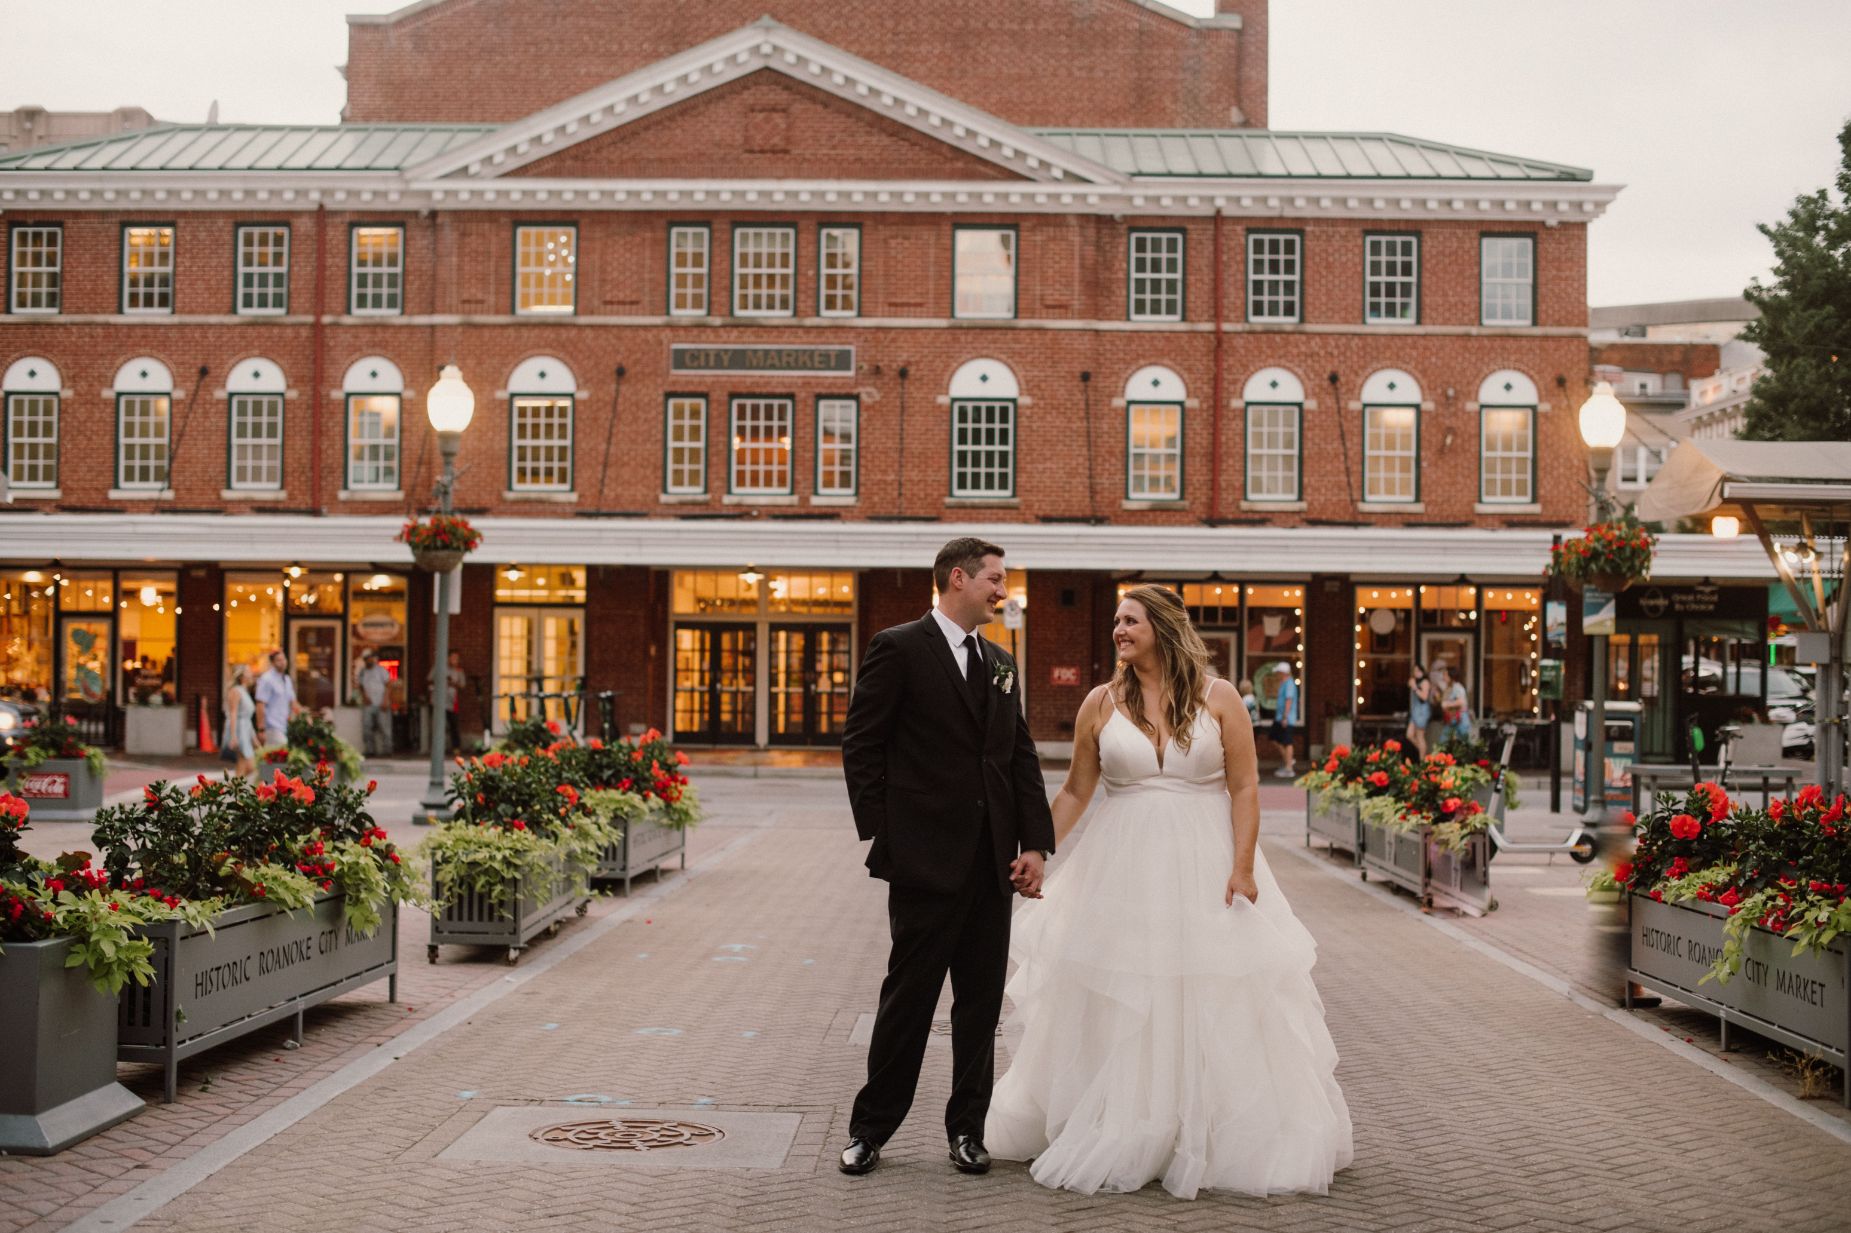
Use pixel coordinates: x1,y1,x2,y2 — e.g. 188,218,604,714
355,649,393,757
253,649,298,748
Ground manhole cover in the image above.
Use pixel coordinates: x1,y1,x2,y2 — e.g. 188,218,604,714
529,1118,727,1153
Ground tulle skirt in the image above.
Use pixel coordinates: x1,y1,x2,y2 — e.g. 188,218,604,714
985,786,1354,1199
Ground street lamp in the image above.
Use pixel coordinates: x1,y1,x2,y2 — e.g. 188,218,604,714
1578,380,1627,834
418,365,475,823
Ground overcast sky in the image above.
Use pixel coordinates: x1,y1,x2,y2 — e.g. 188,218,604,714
6,0,1846,307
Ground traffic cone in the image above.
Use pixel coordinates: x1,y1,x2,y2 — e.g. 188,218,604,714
198,695,218,754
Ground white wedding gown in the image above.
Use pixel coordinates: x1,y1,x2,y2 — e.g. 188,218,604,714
986,706,1354,1199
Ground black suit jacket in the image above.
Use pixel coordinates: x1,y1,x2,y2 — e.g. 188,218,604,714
842,612,1056,896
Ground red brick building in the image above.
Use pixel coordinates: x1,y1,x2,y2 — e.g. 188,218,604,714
2,0,1665,756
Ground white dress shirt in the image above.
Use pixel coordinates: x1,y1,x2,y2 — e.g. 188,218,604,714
930,606,983,677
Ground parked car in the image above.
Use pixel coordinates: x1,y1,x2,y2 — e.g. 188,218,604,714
1682,659,1813,722
0,694,42,753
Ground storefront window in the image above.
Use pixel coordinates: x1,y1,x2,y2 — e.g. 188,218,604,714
60,571,115,613
0,571,54,700
1246,584,1304,722
285,571,344,614
1356,585,1415,715
1481,587,1540,717
225,574,285,678
349,573,409,707
672,570,761,616
975,578,1029,668
494,564,586,604
119,573,178,705
1178,582,1240,628
1416,584,1477,708
766,572,855,616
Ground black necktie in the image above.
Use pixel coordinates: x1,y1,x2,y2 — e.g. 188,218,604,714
962,635,986,709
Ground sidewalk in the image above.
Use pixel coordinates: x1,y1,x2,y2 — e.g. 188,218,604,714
9,775,1846,1232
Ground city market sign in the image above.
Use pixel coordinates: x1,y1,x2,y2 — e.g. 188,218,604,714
670,345,854,376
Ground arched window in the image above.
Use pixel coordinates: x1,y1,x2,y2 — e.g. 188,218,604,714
1124,366,1185,501
2,357,60,491
113,357,174,491
1477,370,1539,505
1359,368,1421,504
948,360,1020,498
342,357,403,492
1242,367,1306,503
227,358,286,492
508,356,576,493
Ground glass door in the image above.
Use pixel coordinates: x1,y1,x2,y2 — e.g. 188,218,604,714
673,624,756,745
288,618,342,714
493,607,586,732
769,624,852,746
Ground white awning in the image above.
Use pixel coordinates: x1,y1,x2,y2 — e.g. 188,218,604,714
1635,439,1851,522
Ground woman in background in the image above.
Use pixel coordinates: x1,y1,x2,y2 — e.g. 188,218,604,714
223,664,257,780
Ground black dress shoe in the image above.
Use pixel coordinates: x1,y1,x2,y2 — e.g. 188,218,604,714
949,1134,991,1174
839,1137,881,1175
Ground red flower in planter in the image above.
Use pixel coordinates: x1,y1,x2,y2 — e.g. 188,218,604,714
1668,813,1702,841
1612,861,1634,886
1331,745,1351,759
1719,887,1741,912
1441,797,1463,815
1368,771,1391,788
1383,739,1401,754
1620,810,1637,829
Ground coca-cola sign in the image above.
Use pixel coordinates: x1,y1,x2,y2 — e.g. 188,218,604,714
18,772,70,799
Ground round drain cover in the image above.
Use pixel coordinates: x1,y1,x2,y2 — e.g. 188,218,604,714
529,1118,727,1153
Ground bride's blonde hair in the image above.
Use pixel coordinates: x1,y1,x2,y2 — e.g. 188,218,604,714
1112,585,1212,753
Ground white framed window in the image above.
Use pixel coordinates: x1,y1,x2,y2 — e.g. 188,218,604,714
228,379,285,491
951,401,1016,497
953,227,1016,319
1247,231,1301,323
235,225,289,315
346,396,400,490
1245,405,1301,501
729,397,794,495
122,225,174,314
1126,404,1183,499
1363,407,1418,502
669,225,710,316
664,396,708,495
5,395,59,488
732,226,796,317
1616,443,1671,490
9,226,62,314
819,226,860,317
349,226,404,315
511,397,573,490
514,224,576,315
1481,235,1535,326
1128,230,1184,322
1364,233,1418,324
815,396,858,496
1479,407,1534,503
117,395,171,488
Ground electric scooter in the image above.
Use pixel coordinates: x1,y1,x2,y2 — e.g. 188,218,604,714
1482,722,1600,863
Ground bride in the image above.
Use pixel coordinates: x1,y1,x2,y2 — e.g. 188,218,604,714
985,585,1353,1199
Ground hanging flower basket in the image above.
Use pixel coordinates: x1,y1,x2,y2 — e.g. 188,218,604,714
398,513,482,573
1546,508,1656,592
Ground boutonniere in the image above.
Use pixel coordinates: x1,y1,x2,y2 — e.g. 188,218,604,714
992,661,1015,695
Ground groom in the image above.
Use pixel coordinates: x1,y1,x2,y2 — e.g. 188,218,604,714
838,537,1055,1177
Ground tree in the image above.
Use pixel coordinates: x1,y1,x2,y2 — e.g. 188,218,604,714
1739,118,1851,442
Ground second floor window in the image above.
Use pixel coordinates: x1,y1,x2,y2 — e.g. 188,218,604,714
235,226,289,315
730,397,793,494
1245,404,1301,502
669,225,710,316
819,226,860,317
117,394,171,488
1364,234,1418,324
1481,235,1535,326
951,400,1015,497
5,393,58,489
1247,231,1301,323
954,227,1016,319
9,226,61,314
511,396,573,490
230,394,284,490
346,395,400,489
815,397,858,496
733,226,795,316
1479,407,1535,503
664,396,708,494
122,226,174,314
1126,403,1183,499
350,227,404,315
1363,406,1418,502
515,225,576,314
1128,230,1184,321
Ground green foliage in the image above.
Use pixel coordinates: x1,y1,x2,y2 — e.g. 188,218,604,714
1740,120,1851,443
257,713,363,783
5,715,106,779
1546,508,1656,587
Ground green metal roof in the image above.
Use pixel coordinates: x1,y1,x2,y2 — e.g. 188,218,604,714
0,124,496,172
1031,130,1593,181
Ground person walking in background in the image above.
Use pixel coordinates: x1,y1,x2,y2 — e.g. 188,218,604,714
1406,662,1434,757
355,649,393,757
253,648,298,749
1267,661,1299,779
1237,677,1260,726
1434,662,1475,745
222,664,256,780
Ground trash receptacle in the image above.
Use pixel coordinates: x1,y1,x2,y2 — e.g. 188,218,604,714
1572,700,1641,814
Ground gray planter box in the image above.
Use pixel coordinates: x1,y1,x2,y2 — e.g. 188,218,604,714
0,937,143,1154
594,806,688,894
1304,793,1362,864
1426,831,1495,916
118,895,399,1103
9,758,106,822
1628,893,1849,1104
124,705,185,756
1359,815,1427,900
428,845,589,965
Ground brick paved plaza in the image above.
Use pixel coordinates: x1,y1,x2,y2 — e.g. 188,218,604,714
4,764,1848,1233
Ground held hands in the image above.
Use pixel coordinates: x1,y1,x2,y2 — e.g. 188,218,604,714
1010,850,1046,899
1225,868,1259,907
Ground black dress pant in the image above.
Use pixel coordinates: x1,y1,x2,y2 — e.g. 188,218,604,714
850,836,1012,1144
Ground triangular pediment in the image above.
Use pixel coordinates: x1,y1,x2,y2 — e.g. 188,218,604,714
406,19,1121,186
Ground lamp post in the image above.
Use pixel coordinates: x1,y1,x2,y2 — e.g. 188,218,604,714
1577,381,1628,832
418,364,475,823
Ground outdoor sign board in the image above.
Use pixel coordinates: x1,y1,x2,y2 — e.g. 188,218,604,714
670,345,855,376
